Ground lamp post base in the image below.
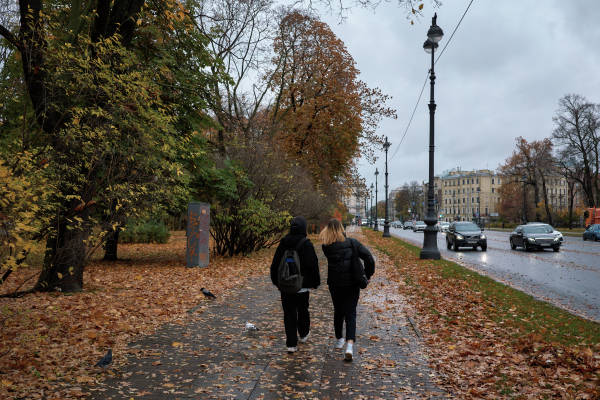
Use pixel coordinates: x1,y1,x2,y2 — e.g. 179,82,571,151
374,223,379,232
382,222,391,237
420,218,441,260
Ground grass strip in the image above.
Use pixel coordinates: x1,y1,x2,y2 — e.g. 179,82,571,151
363,228,600,398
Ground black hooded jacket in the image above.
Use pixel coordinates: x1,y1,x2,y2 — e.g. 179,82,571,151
270,216,321,289
322,237,375,287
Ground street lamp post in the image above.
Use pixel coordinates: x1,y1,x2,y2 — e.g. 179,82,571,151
522,174,527,224
369,183,373,228
420,13,443,259
365,189,368,228
383,137,391,237
374,169,379,231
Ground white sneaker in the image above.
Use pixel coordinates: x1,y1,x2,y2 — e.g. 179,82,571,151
299,332,310,343
287,347,297,353
335,338,345,349
344,343,354,361
344,344,353,361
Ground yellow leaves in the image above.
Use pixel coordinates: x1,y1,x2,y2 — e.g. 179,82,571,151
171,342,182,347
56,272,63,279
419,3,424,10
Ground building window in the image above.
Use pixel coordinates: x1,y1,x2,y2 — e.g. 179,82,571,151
476,178,479,184
462,179,465,185
444,181,447,187
445,199,447,204
472,197,475,203
492,188,495,193
498,178,501,184
492,178,495,184
477,197,480,203
453,181,455,186
485,207,489,214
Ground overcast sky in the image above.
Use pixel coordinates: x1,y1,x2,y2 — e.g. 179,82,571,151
307,0,600,192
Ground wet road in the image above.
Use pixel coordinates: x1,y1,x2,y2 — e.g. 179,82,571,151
387,226,600,323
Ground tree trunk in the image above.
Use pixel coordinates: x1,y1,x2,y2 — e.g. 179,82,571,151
35,205,91,293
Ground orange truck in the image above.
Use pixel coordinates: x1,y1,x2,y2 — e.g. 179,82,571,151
584,208,600,226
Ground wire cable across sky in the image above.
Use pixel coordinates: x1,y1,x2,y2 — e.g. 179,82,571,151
375,0,475,185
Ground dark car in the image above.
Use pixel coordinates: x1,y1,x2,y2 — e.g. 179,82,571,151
510,225,561,252
446,221,487,251
403,222,413,230
583,224,600,241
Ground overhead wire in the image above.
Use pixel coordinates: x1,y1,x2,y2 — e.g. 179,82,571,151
374,0,475,186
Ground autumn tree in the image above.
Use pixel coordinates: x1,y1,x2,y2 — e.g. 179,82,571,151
498,137,556,224
0,0,226,293
269,10,396,182
551,94,600,208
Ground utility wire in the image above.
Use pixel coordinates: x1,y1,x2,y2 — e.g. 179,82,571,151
375,0,475,187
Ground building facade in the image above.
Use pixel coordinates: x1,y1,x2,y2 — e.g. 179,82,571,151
424,168,502,223
340,184,367,222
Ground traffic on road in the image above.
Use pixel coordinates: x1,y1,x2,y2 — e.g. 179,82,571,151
387,224,600,323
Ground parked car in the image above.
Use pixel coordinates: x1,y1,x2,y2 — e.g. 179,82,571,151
413,221,426,232
510,224,561,252
446,221,487,251
527,222,563,242
583,224,600,241
391,220,402,228
437,222,450,232
361,219,368,226
403,222,413,230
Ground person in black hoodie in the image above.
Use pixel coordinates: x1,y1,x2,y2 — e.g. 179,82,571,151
270,216,320,353
321,218,374,361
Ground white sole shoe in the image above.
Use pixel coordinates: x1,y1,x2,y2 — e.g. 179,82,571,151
344,348,353,361
287,347,297,353
335,338,345,349
299,332,310,343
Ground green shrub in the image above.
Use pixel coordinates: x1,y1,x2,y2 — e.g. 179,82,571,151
120,220,171,244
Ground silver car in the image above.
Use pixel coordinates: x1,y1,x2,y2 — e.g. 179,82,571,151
526,223,563,242
437,222,450,232
413,221,426,232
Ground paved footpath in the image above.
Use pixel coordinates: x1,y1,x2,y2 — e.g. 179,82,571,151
90,227,449,399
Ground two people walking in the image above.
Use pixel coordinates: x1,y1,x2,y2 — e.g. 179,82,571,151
270,216,375,361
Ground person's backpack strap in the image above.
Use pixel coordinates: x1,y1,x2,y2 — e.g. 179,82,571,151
294,237,309,252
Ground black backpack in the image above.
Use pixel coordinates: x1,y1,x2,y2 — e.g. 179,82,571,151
277,238,309,294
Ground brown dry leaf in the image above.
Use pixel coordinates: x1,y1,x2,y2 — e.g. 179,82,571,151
151,361,162,366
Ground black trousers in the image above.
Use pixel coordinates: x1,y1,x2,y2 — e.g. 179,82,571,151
329,285,360,341
280,291,310,347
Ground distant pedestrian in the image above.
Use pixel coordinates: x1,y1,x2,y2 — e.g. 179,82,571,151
271,216,321,354
321,218,375,361
502,221,505,229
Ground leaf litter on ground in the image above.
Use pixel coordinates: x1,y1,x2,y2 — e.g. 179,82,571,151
0,231,272,399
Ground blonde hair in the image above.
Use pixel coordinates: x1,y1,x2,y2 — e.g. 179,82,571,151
320,218,346,246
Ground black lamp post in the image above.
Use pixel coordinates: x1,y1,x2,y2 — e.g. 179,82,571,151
374,169,379,231
522,174,527,224
383,137,391,237
364,188,368,227
369,183,373,228
420,14,443,259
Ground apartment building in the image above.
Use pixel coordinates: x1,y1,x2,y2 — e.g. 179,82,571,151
340,184,367,221
424,168,502,223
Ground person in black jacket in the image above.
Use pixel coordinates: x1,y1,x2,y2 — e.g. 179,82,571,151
321,218,374,361
270,216,320,353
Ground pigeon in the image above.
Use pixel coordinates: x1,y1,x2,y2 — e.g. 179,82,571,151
245,321,259,332
94,349,112,370
201,288,217,299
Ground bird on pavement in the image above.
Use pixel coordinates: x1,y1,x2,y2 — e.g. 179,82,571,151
94,349,112,370
201,288,217,299
245,321,259,332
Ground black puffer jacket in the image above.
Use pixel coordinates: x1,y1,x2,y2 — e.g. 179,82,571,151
270,216,321,289
322,237,375,287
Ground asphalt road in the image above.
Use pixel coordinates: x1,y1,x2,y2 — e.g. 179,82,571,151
385,226,600,323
